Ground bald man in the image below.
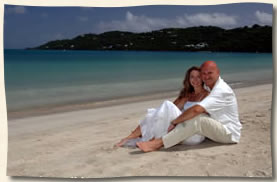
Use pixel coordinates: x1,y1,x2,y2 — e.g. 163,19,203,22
137,61,242,152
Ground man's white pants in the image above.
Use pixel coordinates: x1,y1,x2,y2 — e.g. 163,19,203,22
162,114,234,149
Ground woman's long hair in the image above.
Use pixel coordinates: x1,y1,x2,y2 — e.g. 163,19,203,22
178,66,202,99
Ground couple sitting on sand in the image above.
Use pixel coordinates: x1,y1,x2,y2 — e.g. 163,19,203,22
116,60,242,152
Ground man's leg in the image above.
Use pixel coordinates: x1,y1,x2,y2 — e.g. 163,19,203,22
136,114,204,152
137,114,233,152
163,114,233,149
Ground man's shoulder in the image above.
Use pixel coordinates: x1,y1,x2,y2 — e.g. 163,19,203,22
214,77,234,94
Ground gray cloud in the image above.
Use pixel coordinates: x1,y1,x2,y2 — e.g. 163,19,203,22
96,11,238,33
183,13,237,27
255,11,272,25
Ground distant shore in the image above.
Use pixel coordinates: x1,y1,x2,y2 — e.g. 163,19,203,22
30,25,272,53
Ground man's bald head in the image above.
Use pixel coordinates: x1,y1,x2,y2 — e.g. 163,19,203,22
201,61,220,74
200,60,220,89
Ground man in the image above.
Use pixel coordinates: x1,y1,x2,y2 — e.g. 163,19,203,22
136,60,242,152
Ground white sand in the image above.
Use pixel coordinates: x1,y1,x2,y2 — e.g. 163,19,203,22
7,84,272,178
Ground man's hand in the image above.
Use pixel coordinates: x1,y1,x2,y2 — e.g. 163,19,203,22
168,123,176,132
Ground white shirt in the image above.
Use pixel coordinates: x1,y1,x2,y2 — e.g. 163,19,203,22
198,76,242,143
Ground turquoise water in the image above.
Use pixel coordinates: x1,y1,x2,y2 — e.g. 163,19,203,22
4,49,273,111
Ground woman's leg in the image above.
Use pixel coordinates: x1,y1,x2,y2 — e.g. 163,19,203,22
127,125,142,138
117,100,180,147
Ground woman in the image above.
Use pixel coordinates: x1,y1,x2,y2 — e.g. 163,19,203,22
116,66,209,147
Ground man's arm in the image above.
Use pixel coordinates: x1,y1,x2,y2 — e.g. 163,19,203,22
171,105,205,125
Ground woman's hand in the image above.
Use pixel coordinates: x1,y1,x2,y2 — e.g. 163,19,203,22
168,123,176,132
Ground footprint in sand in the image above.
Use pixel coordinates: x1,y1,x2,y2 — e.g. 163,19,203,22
86,159,97,165
230,159,238,165
246,170,268,177
101,146,114,153
256,113,265,117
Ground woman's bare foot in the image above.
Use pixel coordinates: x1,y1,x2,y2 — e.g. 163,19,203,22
115,138,129,147
136,138,163,152
115,125,142,148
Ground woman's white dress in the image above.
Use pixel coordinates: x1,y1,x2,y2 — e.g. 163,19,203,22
123,100,205,147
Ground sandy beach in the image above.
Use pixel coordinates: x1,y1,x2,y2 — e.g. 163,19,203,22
7,83,273,178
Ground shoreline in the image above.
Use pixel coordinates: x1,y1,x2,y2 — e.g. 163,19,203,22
7,80,272,120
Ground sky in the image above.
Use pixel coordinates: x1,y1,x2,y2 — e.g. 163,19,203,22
4,3,273,49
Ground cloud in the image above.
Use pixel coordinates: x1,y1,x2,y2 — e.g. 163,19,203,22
6,6,27,14
97,12,172,33
183,13,237,27
96,11,238,33
255,11,272,25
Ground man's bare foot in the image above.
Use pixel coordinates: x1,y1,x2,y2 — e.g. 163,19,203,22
136,138,163,152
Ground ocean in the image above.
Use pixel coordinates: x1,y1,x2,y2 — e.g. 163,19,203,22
4,49,273,112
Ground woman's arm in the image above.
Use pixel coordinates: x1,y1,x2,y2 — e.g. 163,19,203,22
173,97,180,105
